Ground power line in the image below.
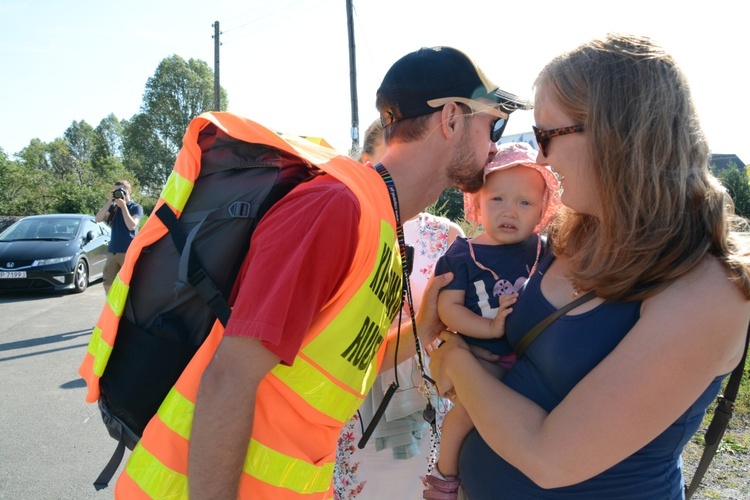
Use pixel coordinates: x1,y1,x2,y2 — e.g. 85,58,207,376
221,0,334,41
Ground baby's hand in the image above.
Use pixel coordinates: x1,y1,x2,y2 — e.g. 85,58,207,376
489,293,518,338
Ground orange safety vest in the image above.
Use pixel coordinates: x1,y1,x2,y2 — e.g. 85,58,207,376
78,112,402,499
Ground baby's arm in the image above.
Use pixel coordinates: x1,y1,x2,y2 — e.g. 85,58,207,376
438,289,517,339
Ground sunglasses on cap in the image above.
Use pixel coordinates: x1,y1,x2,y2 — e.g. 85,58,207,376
532,124,585,157
427,97,509,142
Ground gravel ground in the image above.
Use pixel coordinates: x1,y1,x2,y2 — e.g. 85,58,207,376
681,416,750,499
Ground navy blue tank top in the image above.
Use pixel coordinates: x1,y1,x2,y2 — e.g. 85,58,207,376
459,252,724,499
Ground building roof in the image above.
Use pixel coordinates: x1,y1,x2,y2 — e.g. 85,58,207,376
709,154,746,174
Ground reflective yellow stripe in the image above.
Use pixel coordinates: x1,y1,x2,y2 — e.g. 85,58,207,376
300,220,400,394
106,275,128,317
88,326,113,377
126,433,333,498
156,387,194,440
126,444,188,499
245,438,333,494
161,170,194,212
156,388,335,494
271,357,363,423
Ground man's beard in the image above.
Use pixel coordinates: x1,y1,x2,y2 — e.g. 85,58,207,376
446,129,485,193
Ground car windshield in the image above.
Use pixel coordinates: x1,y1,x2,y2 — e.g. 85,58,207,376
0,218,81,241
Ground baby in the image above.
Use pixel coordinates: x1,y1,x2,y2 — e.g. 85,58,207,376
425,142,560,499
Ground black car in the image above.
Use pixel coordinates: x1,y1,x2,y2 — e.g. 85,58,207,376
0,214,111,293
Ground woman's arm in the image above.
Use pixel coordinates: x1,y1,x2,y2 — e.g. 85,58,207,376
430,256,749,488
380,271,454,371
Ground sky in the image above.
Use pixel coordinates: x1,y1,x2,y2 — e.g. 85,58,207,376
1,0,748,165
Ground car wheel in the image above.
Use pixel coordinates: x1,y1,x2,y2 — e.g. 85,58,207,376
73,258,89,293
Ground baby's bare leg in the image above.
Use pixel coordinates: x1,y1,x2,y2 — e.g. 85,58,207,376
436,355,507,476
436,400,474,476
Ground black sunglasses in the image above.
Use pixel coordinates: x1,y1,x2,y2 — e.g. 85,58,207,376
532,124,584,156
491,117,508,143
442,98,510,143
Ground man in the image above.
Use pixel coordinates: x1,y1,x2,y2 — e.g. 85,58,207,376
116,46,528,499
94,180,143,294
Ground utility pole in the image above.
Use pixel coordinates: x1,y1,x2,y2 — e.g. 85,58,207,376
345,0,359,156
212,21,221,111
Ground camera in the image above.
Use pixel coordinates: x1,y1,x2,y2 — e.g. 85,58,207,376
112,188,127,199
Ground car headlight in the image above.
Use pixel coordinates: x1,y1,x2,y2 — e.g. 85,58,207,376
32,255,75,266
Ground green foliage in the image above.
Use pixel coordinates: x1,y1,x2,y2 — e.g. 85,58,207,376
122,112,175,191
121,55,227,193
2,120,140,216
424,187,482,237
426,187,465,221
143,56,227,149
16,138,51,170
0,149,40,214
717,163,750,219
92,114,124,174
424,186,484,238
2,54,222,217
64,120,95,169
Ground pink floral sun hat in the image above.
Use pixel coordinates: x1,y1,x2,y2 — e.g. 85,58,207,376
464,141,561,234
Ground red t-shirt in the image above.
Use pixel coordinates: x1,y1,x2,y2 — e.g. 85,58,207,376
224,175,360,365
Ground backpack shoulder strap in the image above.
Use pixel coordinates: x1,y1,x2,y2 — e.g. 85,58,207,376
685,320,750,499
155,203,233,327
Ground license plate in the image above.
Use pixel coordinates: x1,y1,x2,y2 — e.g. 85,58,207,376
0,271,27,279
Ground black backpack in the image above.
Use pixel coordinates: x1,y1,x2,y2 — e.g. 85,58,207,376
90,115,323,489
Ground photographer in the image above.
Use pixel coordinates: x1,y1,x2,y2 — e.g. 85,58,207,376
95,180,143,295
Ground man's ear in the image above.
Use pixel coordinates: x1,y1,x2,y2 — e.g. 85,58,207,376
440,102,462,138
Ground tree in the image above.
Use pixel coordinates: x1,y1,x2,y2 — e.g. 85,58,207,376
2,54,225,215
717,162,750,219
64,120,95,169
7,122,139,216
427,187,465,221
0,144,51,214
16,138,51,172
92,114,124,174
124,55,228,192
122,113,175,192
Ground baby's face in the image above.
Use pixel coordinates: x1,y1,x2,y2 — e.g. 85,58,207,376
476,166,545,245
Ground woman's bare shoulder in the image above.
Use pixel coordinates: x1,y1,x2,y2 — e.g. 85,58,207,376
642,255,749,372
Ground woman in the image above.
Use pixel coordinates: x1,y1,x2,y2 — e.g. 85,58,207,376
429,33,750,498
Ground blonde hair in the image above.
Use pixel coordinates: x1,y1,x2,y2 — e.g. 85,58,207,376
537,33,750,301
359,120,385,162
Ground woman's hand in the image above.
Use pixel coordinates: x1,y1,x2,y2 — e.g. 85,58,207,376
415,272,453,346
428,330,472,397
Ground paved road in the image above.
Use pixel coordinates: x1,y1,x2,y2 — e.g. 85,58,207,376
0,282,126,499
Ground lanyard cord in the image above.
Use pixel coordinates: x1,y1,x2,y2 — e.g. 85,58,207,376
373,163,431,382
358,164,433,449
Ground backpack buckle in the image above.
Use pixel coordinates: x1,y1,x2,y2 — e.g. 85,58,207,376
229,201,252,218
